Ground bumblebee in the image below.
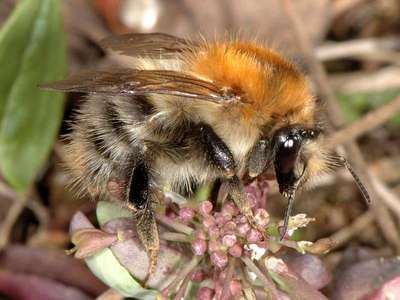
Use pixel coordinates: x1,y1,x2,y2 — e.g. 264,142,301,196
42,33,368,275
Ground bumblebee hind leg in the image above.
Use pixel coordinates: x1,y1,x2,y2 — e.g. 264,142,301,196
198,123,264,235
127,160,160,279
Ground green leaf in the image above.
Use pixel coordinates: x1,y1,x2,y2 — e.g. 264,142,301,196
0,0,65,191
96,201,132,226
86,248,158,300
337,89,400,126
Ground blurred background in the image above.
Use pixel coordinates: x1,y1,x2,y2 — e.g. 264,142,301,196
0,0,399,299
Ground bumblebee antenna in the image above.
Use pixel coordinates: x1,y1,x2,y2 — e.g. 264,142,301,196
340,156,371,204
279,192,295,240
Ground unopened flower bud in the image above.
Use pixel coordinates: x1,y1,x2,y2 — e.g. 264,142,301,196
228,243,243,257
199,201,213,216
202,216,215,228
210,250,228,268
179,207,195,222
191,269,205,282
230,279,242,297
214,213,225,226
195,230,206,240
237,222,251,236
192,239,207,256
247,229,262,243
197,287,214,300
254,208,270,228
223,221,236,232
222,234,237,247
208,226,220,239
222,202,239,216
208,239,220,252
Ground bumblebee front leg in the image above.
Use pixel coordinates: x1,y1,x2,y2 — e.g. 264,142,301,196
198,124,258,230
126,161,159,278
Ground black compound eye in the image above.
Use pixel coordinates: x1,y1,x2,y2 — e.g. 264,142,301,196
275,136,301,174
274,135,302,193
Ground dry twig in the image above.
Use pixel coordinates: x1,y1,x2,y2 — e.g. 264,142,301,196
317,36,400,62
326,95,400,148
0,193,28,250
328,210,375,250
282,0,400,251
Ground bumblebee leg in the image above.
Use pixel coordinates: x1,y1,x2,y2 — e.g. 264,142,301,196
135,200,159,279
248,138,269,178
199,123,236,177
127,161,160,278
198,123,262,233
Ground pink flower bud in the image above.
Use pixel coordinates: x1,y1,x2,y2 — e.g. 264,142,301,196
191,269,205,282
192,239,207,256
218,270,227,282
179,207,195,222
222,211,233,221
230,279,242,297
197,287,214,300
223,221,236,232
247,229,262,243
237,222,251,236
195,230,207,240
208,226,220,239
254,208,270,228
166,211,178,219
228,243,243,257
210,250,228,269
222,201,239,216
238,215,248,223
202,216,215,228
222,234,237,248
199,201,213,216
208,239,220,252
214,213,225,225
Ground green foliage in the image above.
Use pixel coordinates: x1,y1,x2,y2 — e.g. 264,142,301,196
0,0,66,191
337,89,400,126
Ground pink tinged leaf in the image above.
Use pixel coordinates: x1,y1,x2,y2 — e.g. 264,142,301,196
70,228,118,259
0,245,107,296
331,257,400,300
265,257,329,300
285,252,332,290
0,270,91,300
109,232,188,290
363,276,400,300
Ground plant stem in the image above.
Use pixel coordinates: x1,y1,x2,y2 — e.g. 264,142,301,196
157,214,194,235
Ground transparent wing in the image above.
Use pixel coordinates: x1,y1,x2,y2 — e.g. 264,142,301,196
40,69,235,104
99,33,195,58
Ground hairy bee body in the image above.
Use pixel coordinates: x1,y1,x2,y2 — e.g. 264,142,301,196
65,40,327,202
43,33,347,274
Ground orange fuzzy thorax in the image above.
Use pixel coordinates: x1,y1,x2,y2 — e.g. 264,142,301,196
187,41,316,127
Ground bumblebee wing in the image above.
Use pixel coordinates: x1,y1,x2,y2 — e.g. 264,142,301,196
40,69,234,104
99,33,195,58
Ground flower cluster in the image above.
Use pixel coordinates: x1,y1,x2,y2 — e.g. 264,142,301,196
70,180,334,300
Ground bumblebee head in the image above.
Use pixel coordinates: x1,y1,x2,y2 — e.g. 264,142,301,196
271,125,321,197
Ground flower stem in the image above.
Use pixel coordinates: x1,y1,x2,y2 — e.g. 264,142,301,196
220,257,235,300
161,255,201,297
241,256,280,299
160,232,191,243
157,214,194,235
